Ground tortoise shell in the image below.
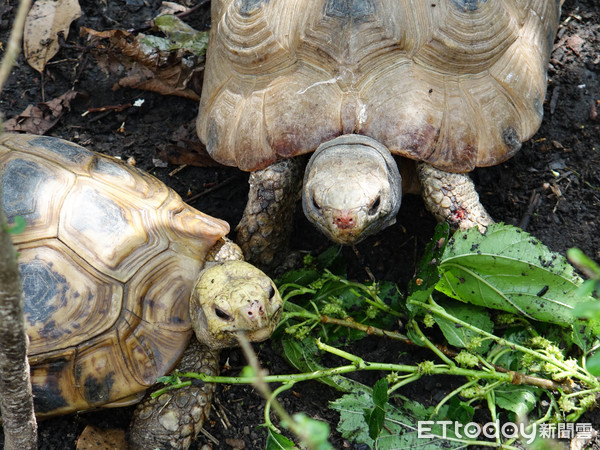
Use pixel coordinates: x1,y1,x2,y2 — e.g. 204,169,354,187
0,134,229,417
197,0,560,172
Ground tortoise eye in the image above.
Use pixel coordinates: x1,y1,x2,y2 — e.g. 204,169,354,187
215,307,233,322
368,195,381,215
268,285,276,299
312,196,321,211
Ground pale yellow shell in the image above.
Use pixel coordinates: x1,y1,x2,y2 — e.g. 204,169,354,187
0,134,229,417
197,0,560,172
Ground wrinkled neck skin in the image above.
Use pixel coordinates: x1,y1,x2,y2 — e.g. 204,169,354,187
302,135,402,245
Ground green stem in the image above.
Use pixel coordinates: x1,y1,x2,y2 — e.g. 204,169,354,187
433,378,480,416
485,391,499,445
411,297,598,386
387,373,421,396
410,320,455,366
563,387,600,399
175,361,513,386
264,382,296,432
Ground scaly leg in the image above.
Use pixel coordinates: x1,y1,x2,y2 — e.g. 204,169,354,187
417,162,493,232
128,340,219,449
236,158,304,270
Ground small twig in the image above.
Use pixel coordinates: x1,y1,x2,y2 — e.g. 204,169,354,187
198,426,219,446
519,190,541,230
0,0,32,92
83,104,132,115
169,164,188,176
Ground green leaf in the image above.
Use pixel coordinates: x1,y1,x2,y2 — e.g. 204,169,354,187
446,396,475,423
4,215,26,234
265,429,295,450
437,224,595,327
372,378,389,406
571,319,600,353
406,223,449,317
365,378,388,440
155,375,174,384
585,351,600,376
433,300,493,353
316,246,347,275
331,391,463,449
567,247,600,280
289,413,332,450
494,384,540,417
276,268,320,290
279,337,364,392
574,300,600,321
152,14,209,55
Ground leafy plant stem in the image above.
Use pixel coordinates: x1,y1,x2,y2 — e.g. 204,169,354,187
319,315,408,341
505,393,556,447
323,271,403,317
280,285,316,303
563,387,600,399
386,373,421,396
411,297,598,387
172,358,514,386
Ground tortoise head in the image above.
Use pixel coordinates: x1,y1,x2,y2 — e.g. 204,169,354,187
190,260,282,349
302,135,402,245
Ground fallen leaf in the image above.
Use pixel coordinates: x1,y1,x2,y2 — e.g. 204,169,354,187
158,1,188,15
24,0,82,73
156,122,224,167
81,21,206,100
566,34,584,55
76,425,127,450
3,90,86,134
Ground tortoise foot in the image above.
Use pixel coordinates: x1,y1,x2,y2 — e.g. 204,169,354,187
417,163,493,233
236,157,305,271
128,341,219,450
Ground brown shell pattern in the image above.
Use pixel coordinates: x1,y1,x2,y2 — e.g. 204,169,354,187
0,134,230,417
197,0,561,172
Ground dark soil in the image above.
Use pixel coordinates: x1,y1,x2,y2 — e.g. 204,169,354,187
1,0,599,448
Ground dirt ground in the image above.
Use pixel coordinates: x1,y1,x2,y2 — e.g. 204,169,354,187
0,0,599,448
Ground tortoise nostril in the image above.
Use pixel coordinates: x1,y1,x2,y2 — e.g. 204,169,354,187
246,302,265,319
334,215,354,229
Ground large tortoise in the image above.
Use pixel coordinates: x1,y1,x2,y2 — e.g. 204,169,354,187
197,0,561,267
0,134,282,449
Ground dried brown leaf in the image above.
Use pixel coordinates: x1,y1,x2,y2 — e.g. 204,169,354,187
3,90,86,134
81,27,203,100
23,0,82,73
76,425,127,450
156,123,223,167
157,142,223,167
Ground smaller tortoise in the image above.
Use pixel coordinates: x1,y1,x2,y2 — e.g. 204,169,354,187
0,134,282,449
197,0,561,268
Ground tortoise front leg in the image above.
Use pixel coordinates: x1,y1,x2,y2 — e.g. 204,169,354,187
417,162,493,232
236,158,305,270
128,339,219,450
